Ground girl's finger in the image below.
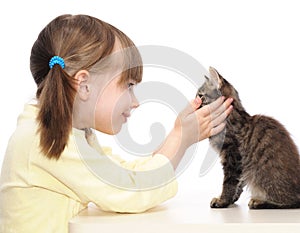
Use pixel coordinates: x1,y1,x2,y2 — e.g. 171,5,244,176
211,105,233,128
209,97,233,119
206,96,225,113
179,97,202,118
210,122,226,137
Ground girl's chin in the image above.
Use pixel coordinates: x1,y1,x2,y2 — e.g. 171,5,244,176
95,126,121,135
111,122,124,135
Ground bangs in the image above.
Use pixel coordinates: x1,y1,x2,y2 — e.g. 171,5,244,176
113,29,143,85
120,46,143,84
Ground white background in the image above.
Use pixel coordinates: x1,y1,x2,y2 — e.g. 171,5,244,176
0,0,299,197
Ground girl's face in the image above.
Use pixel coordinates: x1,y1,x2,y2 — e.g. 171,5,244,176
93,75,139,135
72,39,140,134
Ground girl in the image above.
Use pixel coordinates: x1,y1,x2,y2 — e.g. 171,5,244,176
0,14,233,233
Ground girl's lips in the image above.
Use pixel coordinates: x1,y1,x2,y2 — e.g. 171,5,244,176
122,112,131,118
122,112,131,122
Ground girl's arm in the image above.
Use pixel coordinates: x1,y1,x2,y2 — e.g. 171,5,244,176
155,96,233,169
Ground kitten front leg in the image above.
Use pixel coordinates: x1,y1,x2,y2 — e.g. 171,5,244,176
233,180,245,202
210,179,241,208
211,150,243,208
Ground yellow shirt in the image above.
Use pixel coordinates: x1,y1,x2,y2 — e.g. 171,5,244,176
0,104,178,233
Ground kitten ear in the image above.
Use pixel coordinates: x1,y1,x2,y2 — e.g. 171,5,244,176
209,66,223,89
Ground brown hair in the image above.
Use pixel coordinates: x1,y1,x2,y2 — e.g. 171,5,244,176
30,14,143,159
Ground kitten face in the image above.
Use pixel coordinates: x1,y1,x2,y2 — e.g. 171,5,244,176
197,75,221,106
197,67,239,107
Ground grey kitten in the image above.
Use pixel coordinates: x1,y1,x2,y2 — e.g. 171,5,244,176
197,67,300,209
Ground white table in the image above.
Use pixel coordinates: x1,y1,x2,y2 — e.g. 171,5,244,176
69,185,300,233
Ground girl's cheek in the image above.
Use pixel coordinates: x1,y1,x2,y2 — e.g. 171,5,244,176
117,90,131,105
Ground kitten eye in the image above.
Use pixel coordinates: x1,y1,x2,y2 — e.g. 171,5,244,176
197,93,208,106
198,93,205,101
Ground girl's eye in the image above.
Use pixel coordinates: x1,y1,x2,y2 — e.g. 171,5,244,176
128,83,135,89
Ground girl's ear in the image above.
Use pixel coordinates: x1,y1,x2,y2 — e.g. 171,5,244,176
209,66,223,89
74,70,90,101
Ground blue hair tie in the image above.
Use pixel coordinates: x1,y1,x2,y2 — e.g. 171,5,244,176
49,56,65,69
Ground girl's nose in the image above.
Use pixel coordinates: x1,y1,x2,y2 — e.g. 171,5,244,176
131,93,139,109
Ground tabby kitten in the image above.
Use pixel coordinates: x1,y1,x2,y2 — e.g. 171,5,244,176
197,67,300,209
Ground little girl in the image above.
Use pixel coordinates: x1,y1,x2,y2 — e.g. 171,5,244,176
0,14,233,233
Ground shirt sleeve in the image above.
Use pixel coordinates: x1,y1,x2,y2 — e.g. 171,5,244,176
29,129,178,213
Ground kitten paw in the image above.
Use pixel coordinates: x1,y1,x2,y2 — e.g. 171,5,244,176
248,199,266,209
210,197,230,208
248,199,287,209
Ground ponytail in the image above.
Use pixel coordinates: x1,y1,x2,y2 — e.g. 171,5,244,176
37,65,76,159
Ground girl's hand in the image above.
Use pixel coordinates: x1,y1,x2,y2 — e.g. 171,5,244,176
156,96,233,169
174,96,233,146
